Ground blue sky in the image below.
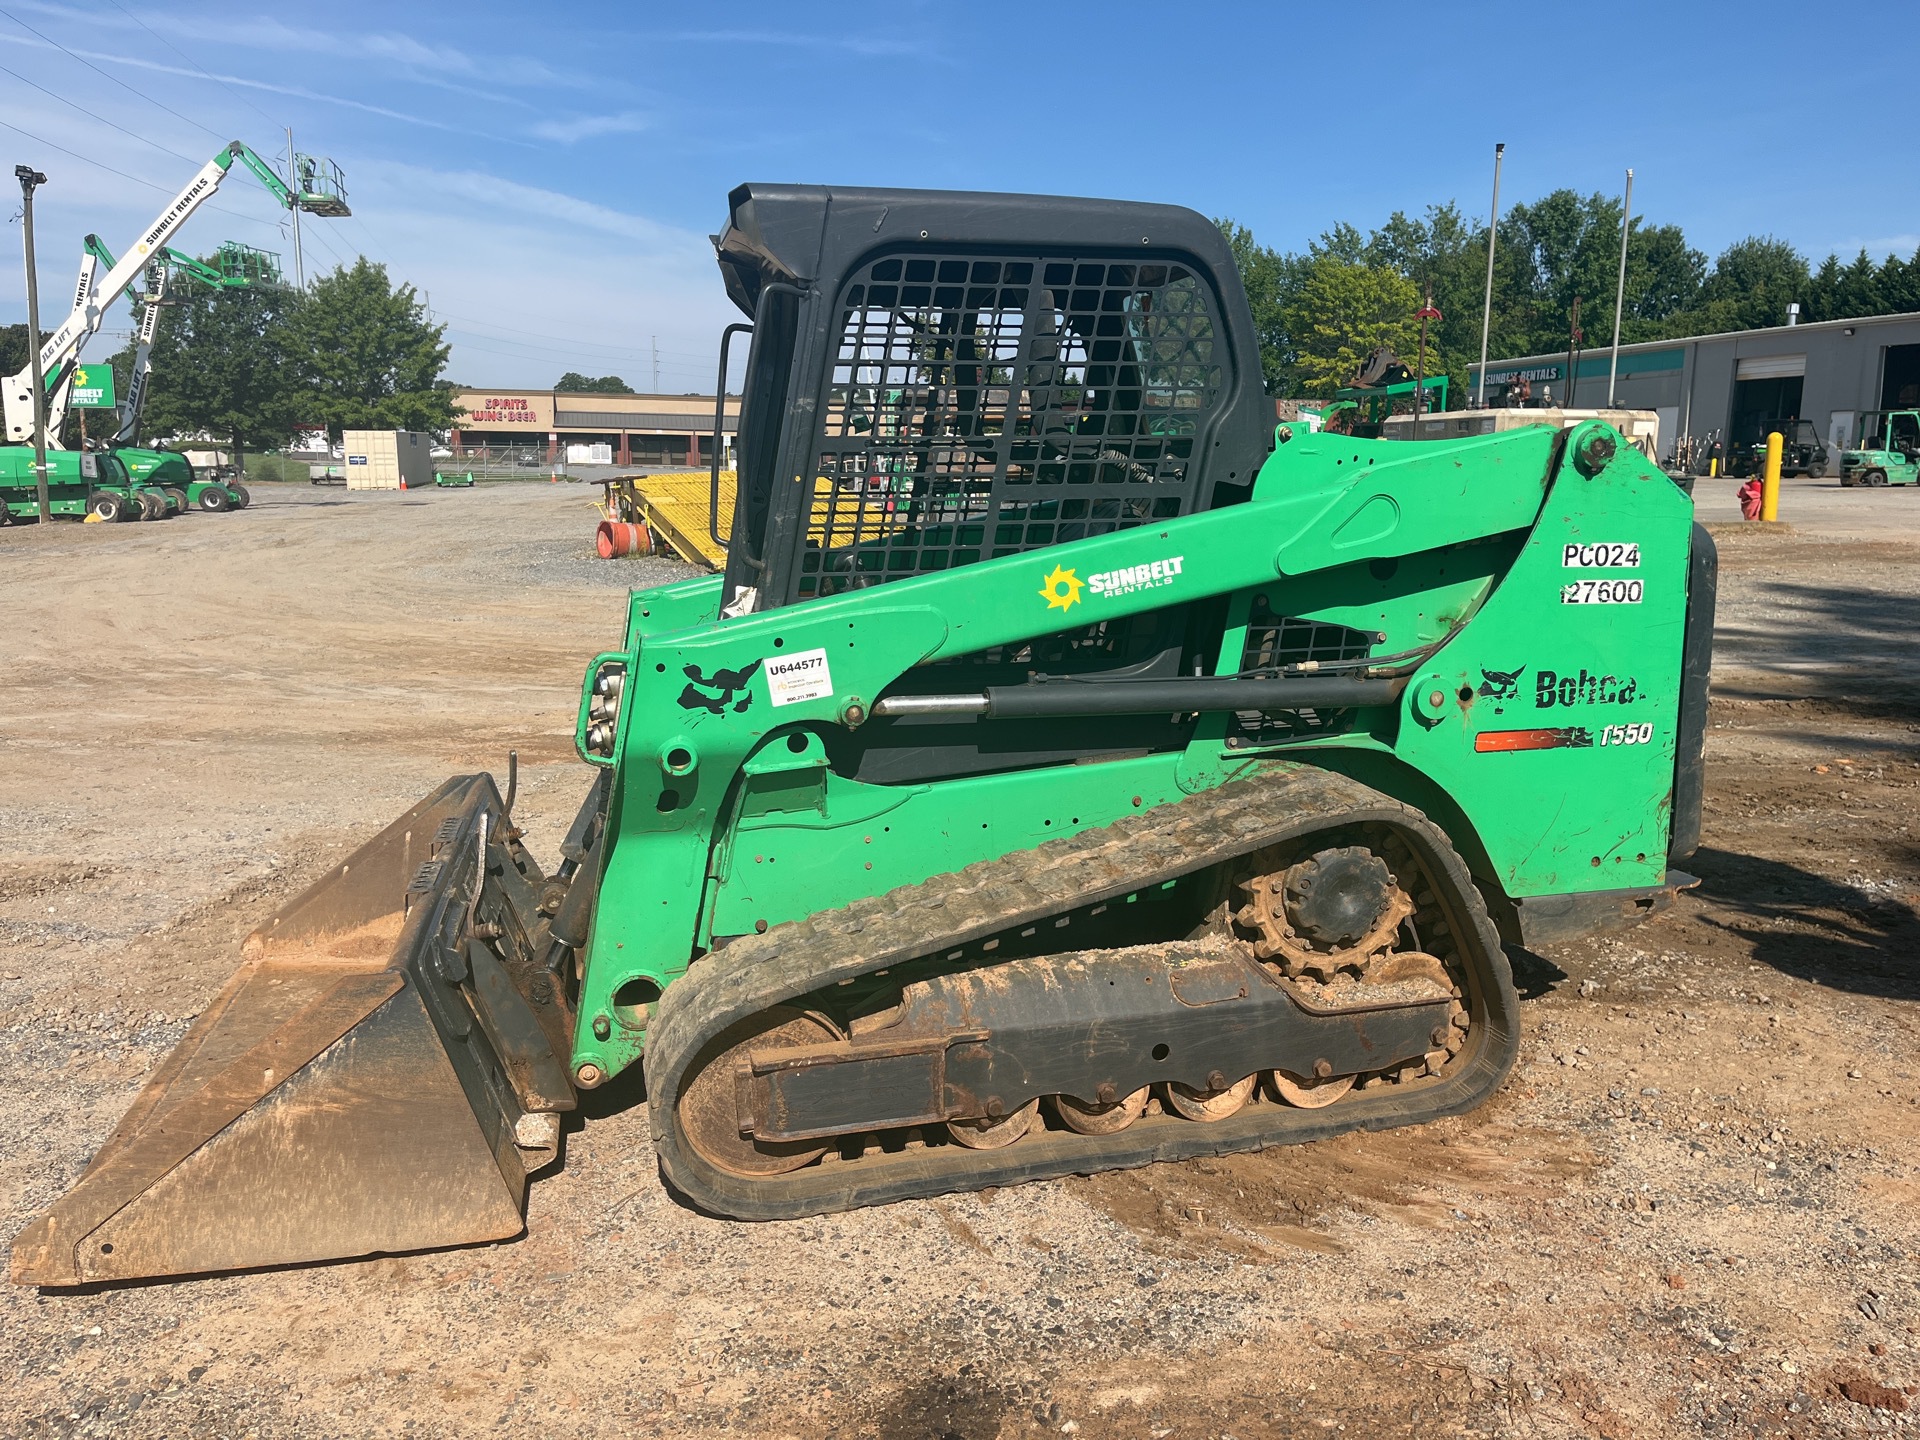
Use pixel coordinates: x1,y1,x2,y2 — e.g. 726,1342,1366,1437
4,0,1915,391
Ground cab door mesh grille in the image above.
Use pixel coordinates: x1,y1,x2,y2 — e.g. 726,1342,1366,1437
796,253,1227,601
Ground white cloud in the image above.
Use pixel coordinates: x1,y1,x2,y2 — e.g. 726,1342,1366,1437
3,31,524,140
528,112,652,145
289,160,741,389
662,28,935,59
357,160,705,253
6,0,564,87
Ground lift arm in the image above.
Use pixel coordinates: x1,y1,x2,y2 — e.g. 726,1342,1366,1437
115,280,167,445
68,236,259,445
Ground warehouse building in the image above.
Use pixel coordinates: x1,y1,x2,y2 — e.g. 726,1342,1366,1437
1468,311,1920,464
450,388,741,466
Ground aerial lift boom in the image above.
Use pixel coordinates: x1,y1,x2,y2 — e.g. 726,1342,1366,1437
3,141,344,446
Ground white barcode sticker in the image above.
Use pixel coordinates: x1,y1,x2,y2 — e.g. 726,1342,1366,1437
765,648,832,706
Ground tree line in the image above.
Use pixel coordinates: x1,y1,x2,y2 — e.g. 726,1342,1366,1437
1221,193,1920,400
1,257,457,460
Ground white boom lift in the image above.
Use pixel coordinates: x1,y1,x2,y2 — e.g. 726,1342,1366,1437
3,141,346,447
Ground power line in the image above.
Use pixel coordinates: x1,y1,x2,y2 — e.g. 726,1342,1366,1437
0,61,198,166
0,4,229,143
339,214,396,268
437,310,719,362
0,116,286,234
101,0,282,131
446,334,717,380
440,323,656,361
298,222,354,275
440,325,717,374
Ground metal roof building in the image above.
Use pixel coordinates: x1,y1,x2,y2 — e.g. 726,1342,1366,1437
1468,311,1920,465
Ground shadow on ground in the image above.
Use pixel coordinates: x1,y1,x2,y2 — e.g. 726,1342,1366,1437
1713,577,1920,694
1689,844,1920,1001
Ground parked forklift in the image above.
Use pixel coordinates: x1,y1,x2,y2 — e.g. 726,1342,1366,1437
1839,410,1920,487
13,184,1717,1285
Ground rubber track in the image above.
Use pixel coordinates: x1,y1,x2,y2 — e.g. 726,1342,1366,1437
646,764,1520,1219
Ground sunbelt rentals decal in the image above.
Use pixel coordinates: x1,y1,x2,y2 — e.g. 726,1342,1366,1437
1039,554,1186,613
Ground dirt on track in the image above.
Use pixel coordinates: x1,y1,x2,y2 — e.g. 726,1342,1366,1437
1,476,1916,1440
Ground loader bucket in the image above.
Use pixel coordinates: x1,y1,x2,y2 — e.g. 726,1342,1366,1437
11,775,575,1287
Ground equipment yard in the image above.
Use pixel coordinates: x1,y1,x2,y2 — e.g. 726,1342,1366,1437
1,476,1916,1439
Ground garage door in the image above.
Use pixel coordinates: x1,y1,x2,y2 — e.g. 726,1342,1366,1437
1736,354,1806,380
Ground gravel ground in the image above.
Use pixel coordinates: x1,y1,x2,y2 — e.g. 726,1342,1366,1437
1,476,1915,1439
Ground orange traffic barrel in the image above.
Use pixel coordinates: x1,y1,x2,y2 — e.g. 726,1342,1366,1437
596,519,652,559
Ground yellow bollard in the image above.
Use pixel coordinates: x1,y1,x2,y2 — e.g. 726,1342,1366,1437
1708,456,1718,478
1761,431,1783,521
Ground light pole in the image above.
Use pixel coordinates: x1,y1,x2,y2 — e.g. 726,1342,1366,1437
1475,142,1505,408
1607,168,1635,407
15,163,51,522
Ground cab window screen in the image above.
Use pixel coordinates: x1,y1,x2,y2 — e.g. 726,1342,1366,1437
796,254,1226,601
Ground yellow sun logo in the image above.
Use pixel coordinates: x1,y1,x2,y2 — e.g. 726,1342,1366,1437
1038,564,1084,612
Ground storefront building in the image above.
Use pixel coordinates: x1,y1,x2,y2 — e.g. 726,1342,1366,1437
449,388,742,466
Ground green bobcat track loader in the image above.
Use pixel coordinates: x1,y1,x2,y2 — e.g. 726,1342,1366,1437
12,185,1716,1285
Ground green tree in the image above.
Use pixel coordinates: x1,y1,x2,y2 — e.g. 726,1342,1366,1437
0,321,27,380
289,258,456,440
1282,258,1421,397
140,271,302,462
1358,203,1483,399
1625,223,1707,335
555,372,635,393
1215,219,1305,394
1679,236,1811,333
1880,248,1920,315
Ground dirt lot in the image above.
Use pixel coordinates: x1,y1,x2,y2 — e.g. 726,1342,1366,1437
1,474,1916,1440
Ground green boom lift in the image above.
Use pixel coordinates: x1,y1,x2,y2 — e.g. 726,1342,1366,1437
96,238,284,512
12,185,1717,1284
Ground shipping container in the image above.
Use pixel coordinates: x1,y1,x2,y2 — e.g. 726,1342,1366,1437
342,430,435,491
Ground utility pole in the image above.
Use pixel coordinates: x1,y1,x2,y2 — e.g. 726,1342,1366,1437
1607,168,1635,407
651,335,659,392
1475,142,1505,408
286,127,304,289
1564,296,1584,409
16,163,51,522
1415,284,1442,421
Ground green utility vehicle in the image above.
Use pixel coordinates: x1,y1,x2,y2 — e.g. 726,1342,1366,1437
0,448,160,522
14,184,1718,1284
1840,410,1920,486
117,447,249,512
1737,418,1828,478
